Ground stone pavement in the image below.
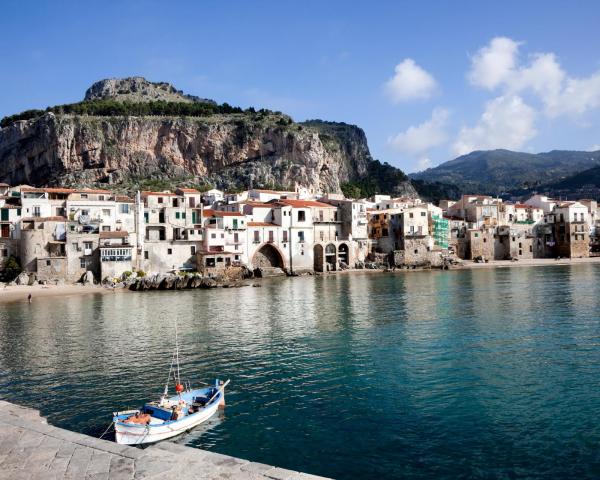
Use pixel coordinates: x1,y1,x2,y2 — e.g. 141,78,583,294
0,400,328,480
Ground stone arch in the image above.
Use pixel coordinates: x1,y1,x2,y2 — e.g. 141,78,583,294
252,243,285,270
314,244,324,272
325,243,337,271
338,243,349,267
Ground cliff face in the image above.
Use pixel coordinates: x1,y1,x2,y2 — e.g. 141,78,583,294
0,112,379,193
0,77,418,196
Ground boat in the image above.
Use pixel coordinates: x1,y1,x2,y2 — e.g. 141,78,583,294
112,323,229,445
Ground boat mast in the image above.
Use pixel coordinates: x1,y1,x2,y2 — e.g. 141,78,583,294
175,319,181,386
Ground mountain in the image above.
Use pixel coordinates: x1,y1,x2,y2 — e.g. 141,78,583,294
410,149,600,196
0,77,419,198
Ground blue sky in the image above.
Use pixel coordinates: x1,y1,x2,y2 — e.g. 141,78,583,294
2,1,600,173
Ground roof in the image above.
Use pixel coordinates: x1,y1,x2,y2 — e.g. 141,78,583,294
99,231,129,239
212,211,244,217
252,189,295,194
0,205,20,209
247,221,277,227
0,183,9,187
20,187,111,195
115,195,134,203
141,191,177,197
177,188,200,193
237,201,272,207
515,204,529,209
275,199,335,208
202,209,215,217
21,216,67,222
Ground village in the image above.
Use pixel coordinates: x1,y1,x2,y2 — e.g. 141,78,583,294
0,182,598,285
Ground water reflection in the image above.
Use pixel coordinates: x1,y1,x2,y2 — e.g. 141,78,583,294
1,265,600,479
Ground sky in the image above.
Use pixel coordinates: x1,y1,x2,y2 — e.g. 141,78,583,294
1,1,600,173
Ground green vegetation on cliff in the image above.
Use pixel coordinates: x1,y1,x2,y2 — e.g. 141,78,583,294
0,99,293,128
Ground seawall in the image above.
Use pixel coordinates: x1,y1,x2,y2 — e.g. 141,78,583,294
0,400,328,479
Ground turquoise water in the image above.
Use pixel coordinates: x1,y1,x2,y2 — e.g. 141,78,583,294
2,265,600,478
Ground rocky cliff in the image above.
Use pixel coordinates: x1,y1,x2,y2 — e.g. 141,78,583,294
0,78,417,196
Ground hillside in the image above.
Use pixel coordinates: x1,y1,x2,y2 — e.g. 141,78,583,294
410,149,600,195
0,77,420,197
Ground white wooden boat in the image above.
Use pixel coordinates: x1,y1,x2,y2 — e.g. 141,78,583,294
112,321,229,445
113,380,228,445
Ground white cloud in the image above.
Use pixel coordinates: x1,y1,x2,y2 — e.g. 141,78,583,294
415,157,432,172
453,95,536,156
468,37,600,118
385,58,437,102
590,144,600,151
468,37,520,89
388,108,449,154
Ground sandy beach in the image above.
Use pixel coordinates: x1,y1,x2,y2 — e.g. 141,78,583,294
0,283,126,305
460,256,600,269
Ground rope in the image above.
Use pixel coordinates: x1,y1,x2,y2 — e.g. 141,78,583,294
99,421,114,439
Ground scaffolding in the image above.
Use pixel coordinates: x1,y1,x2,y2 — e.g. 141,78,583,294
432,215,449,249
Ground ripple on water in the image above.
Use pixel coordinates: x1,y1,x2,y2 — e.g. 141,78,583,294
2,266,600,479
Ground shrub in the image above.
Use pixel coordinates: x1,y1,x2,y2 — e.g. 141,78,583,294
135,270,146,278
122,270,132,278
0,256,22,282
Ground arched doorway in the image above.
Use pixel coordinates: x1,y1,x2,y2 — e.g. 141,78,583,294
325,243,337,271
253,244,284,270
314,244,324,272
338,243,349,267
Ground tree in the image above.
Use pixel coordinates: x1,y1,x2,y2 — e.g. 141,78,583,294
1,256,21,282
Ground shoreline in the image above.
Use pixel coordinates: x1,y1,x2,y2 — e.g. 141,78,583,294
2,257,600,304
0,283,126,305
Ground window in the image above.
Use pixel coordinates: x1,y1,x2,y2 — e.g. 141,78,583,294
483,238,487,243
409,213,414,218
173,199,179,207
254,231,260,243
33,206,41,217
211,233,216,239
118,203,129,214
46,260,51,266
175,212,180,219
80,194,88,199
167,248,172,255
298,210,306,222
81,210,89,216
421,212,426,216
414,249,418,254
283,231,288,243
99,195,105,201
144,212,149,223
80,258,87,268
0,249,7,257
234,233,239,243
191,246,196,255
158,197,163,204
182,213,186,219
102,226,110,232
298,231,305,242
83,241,93,250
189,197,195,208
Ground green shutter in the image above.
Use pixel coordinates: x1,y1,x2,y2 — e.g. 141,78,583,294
192,212,197,224
0,209,8,221
144,212,149,223
175,212,180,219
182,213,186,219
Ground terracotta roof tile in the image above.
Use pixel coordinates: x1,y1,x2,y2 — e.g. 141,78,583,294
99,231,129,239
247,221,277,227
276,199,335,208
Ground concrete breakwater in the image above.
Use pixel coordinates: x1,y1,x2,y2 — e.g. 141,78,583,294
0,400,327,479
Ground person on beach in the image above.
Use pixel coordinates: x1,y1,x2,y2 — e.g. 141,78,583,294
28,293,32,304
